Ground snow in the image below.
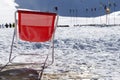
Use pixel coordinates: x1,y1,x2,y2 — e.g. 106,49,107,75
0,0,120,79
0,11,120,80
0,0,17,24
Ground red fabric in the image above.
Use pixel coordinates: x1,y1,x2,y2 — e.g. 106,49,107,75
18,10,57,42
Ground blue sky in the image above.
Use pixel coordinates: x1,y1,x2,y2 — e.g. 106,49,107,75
0,0,119,23
15,0,119,17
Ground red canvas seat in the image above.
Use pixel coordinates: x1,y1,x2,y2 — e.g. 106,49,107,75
18,10,57,42
0,10,58,80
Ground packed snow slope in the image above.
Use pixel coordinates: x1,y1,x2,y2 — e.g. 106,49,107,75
0,0,17,23
0,23,120,80
0,11,120,80
0,0,120,80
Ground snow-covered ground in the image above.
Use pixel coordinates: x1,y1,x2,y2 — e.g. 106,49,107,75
0,11,120,80
0,0,17,24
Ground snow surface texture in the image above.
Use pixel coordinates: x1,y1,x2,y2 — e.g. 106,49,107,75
0,0,120,80
0,13,120,80
0,0,17,24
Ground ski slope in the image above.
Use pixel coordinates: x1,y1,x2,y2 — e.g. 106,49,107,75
0,0,120,79
0,11,120,79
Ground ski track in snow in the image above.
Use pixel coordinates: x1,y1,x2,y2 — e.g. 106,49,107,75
0,26,120,80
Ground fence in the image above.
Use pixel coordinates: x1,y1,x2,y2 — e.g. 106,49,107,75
0,23,15,28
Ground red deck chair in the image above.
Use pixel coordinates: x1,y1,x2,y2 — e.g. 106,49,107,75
0,10,58,79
